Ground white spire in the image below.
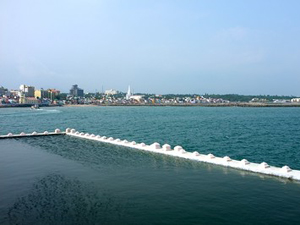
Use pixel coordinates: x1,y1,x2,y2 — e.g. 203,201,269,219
126,85,131,100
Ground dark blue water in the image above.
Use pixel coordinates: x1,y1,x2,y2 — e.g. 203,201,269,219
0,107,300,224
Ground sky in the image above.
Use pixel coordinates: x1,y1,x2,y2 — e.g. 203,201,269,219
0,0,300,95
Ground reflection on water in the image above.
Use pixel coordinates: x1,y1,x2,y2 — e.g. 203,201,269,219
16,135,299,185
5,174,127,225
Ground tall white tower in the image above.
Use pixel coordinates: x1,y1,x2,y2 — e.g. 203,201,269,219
126,85,132,100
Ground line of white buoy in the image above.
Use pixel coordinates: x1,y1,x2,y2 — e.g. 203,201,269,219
1,128,299,181
64,128,300,181
0,129,64,139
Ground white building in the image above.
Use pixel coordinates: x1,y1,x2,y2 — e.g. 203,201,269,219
19,84,35,97
130,95,144,102
291,98,300,103
105,89,119,95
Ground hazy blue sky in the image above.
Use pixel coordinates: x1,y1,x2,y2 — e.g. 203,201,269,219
1,0,300,95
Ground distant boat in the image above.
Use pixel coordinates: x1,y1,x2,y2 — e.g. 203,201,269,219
31,104,40,110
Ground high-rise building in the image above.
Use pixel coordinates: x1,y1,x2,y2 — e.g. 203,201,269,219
70,84,84,97
0,86,6,96
19,85,35,97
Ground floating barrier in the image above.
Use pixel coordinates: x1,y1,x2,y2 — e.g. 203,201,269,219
65,128,300,181
0,129,65,139
1,128,300,181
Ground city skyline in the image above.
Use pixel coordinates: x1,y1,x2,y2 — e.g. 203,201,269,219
2,83,299,97
1,0,300,95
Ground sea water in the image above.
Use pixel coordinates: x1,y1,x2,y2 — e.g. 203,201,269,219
0,106,300,224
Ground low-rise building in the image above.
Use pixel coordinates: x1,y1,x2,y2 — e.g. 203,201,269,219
105,89,118,95
129,95,144,102
48,89,60,101
291,98,300,103
35,89,48,99
273,99,290,103
19,96,40,104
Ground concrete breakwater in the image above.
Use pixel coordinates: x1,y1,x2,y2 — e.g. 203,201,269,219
1,128,300,181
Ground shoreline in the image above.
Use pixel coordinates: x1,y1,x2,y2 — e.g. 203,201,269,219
62,104,98,107
1,103,300,108
94,103,300,107
0,104,62,108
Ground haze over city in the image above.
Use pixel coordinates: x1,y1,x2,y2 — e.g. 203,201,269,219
1,0,300,95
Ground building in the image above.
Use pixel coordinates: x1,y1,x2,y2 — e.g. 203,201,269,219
70,84,84,97
0,86,6,96
125,85,143,102
47,89,60,101
35,88,60,101
9,90,19,97
129,95,144,102
19,85,35,97
19,96,40,104
105,89,118,95
35,89,48,99
291,98,300,103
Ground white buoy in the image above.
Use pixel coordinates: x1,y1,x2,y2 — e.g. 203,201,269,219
223,156,232,162
151,142,161,149
62,130,300,182
80,132,85,136
71,129,76,134
66,128,71,133
20,132,26,136
162,144,171,151
179,149,186,154
240,159,250,165
259,162,270,169
90,134,96,137
174,146,183,151
281,165,292,173
55,129,61,133
43,131,49,135
32,131,38,135
7,133,13,136
193,151,200,156
75,131,80,135
207,153,215,159
139,143,146,147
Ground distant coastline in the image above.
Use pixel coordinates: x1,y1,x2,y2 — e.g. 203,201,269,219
94,103,300,107
0,104,62,108
1,103,300,108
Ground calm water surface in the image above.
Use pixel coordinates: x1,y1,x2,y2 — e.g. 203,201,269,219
0,106,300,224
